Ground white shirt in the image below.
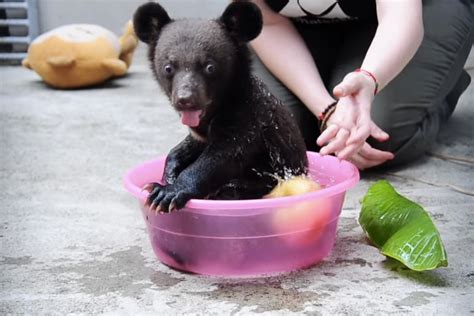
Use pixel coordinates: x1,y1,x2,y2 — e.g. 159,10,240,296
278,0,351,19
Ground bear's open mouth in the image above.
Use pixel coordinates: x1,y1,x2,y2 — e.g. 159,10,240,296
179,110,203,127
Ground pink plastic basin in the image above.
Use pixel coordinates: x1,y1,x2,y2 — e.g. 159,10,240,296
124,152,359,277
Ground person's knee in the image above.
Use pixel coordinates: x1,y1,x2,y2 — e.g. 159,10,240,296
368,132,427,168
370,104,418,154
369,110,441,167
423,0,473,42
369,125,418,156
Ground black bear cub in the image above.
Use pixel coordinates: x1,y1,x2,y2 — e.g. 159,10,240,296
134,1,308,212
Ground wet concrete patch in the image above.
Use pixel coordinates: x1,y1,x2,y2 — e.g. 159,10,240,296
393,291,437,307
150,271,185,288
48,246,184,297
382,259,450,287
431,212,449,224
197,278,326,313
1,256,33,265
315,283,341,292
337,217,361,233
334,258,373,268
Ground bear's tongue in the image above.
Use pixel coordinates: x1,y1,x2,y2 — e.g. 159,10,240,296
180,110,202,127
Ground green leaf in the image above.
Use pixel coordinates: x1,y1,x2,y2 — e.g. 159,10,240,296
359,180,448,271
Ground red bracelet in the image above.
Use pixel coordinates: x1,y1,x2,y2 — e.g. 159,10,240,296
355,68,379,95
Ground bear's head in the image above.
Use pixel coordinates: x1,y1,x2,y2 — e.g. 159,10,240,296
133,1,262,127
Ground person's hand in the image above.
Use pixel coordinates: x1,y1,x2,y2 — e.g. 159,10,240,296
346,142,394,170
316,72,394,168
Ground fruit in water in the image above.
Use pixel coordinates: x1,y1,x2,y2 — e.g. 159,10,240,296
266,176,321,198
267,176,332,247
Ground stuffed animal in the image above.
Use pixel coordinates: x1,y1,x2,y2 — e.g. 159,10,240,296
22,22,138,89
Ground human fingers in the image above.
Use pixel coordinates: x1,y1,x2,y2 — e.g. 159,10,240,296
345,121,371,147
348,149,392,170
317,124,339,147
346,153,370,170
370,123,390,142
319,97,357,140
319,128,350,156
348,153,385,170
359,142,394,161
336,141,364,160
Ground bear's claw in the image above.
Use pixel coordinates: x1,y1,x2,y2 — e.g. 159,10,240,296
145,182,193,213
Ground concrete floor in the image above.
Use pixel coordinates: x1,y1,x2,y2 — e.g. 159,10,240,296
1,42,473,315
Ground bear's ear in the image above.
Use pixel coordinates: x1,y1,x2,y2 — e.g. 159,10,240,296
133,2,171,44
220,1,263,42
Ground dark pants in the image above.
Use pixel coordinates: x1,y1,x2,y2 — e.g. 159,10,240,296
252,0,473,168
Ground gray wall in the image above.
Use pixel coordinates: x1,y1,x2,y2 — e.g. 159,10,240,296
37,0,227,35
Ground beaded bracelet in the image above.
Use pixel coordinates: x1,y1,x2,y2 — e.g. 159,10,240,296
318,101,337,132
317,101,337,121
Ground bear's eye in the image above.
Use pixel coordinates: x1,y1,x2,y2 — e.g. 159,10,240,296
163,64,174,75
205,63,216,75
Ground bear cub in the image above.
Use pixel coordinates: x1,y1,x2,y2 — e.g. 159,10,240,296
133,1,308,212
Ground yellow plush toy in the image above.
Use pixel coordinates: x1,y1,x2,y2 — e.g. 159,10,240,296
22,22,138,89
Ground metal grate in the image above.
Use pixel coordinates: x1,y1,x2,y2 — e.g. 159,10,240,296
0,0,38,65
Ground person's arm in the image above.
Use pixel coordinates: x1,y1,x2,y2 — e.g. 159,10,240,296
360,0,424,91
318,0,423,167
249,0,335,116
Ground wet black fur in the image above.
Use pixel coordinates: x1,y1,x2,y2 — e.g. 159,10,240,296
134,1,308,212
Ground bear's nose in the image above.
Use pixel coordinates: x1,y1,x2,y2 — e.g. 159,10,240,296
176,91,195,109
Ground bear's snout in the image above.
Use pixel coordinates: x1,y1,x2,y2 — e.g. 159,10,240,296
170,72,209,127
175,89,195,110
171,72,207,111
174,88,205,127
172,86,206,113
